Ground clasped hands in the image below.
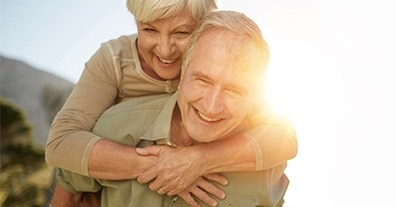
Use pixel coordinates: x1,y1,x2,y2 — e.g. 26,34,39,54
136,145,228,207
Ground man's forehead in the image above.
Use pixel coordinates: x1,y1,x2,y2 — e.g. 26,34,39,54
195,31,240,60
195,30,264,68
198,28,238,45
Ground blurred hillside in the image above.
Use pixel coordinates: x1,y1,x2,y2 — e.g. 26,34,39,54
0,55,74,146
0,55,74,206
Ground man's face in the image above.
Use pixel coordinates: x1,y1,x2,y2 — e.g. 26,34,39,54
177,29,263,142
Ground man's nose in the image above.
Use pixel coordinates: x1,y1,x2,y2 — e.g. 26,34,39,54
202,89,225,116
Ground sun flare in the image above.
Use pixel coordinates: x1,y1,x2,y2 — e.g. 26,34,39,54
261,40,347,136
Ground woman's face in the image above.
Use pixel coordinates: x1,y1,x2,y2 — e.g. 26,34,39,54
136,9,196,80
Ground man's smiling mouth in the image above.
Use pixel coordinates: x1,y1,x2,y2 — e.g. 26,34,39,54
196,109,222,122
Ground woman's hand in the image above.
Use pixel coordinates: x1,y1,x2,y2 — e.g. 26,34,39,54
136,145,226,195
177,174,227,207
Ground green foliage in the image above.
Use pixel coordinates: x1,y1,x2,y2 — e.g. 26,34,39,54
0,98,32,141
1,142,46,170
0,97,53,207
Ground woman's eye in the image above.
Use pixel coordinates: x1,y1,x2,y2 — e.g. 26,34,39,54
175,31,191,37
143,28,156,33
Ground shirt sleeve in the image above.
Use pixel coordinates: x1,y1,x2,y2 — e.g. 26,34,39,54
46,42,119,176
56,168,101,193
243,105,298,171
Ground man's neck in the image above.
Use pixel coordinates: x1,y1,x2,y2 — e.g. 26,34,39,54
170,105,195,147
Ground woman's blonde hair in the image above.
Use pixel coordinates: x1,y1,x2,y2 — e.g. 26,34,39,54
127,0,217,23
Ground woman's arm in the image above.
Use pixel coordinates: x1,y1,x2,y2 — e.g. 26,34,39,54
46,43,119,176
136,117,298,195
88,139,158,179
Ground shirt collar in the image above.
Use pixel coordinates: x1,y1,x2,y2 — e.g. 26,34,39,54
140,92,178,145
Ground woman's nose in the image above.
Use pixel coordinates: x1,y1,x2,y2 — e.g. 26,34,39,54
157,36,175,57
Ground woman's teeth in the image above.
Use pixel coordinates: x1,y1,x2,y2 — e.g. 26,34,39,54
159,57,175,64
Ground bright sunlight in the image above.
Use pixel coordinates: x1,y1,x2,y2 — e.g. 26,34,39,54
263,39,348,138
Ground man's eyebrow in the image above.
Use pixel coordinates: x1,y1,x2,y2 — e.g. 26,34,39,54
191,70,248,92
191,70,212,81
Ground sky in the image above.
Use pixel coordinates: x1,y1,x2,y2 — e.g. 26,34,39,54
1,0,395,206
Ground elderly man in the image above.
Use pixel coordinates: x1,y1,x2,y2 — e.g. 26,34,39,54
54,11,291,207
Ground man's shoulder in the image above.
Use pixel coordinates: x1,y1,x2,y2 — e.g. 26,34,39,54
100,94,172,120
92,94,173,144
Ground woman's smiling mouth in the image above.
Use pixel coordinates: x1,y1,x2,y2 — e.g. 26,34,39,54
158,57,176,64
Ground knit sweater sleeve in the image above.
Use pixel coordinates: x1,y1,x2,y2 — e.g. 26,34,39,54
46,40,120,176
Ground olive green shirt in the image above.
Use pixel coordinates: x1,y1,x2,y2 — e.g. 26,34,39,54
57,93,289,207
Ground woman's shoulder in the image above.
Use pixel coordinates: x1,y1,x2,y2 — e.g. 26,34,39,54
102,34,138,59
105,34,137,46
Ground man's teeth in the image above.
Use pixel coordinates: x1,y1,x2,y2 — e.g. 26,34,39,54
159,58,175,64
198,111,221,122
